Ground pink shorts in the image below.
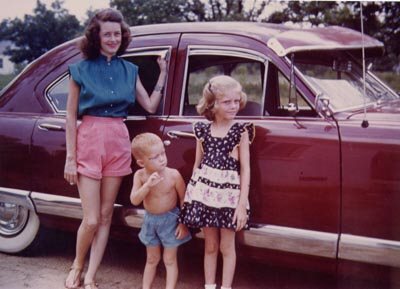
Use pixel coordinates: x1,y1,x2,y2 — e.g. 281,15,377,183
76,116,132,180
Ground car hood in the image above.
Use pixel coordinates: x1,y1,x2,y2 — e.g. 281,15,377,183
337,99,400,124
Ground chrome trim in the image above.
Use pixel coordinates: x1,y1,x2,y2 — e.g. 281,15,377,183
167,130,195,139
124,46,171,58
124,116,147,121
339,234,400,268
180,45,269,116
30,192,122,220
124,208,146,227
239,225,338,258
38,123,64,131
125,209,338,258
0,187,35,211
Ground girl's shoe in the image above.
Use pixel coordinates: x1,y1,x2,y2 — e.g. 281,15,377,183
84,282,99,289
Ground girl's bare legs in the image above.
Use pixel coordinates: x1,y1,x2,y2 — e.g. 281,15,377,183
163,247,178,289
65,175,101,288
84,176,122,284
203,227,219,286
143,246,161,289
220,229,236,288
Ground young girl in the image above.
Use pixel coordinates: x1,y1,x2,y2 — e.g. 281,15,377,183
180,75,254,289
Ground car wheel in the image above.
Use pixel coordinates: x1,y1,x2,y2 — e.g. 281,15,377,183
0,202,40,253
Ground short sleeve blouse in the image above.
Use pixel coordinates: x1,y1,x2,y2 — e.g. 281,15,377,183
69,54,138,117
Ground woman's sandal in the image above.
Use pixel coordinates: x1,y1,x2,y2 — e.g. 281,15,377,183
83,282,99,289
64,266,82,289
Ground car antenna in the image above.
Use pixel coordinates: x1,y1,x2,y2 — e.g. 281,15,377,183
360,1,369,128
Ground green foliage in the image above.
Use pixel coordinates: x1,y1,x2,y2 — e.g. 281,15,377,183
0,0,82,64
110,0,269,25
374,71,400,92
110,0,190,25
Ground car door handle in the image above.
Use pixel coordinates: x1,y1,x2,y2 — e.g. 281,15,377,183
38,123,65,131
167,130,195,139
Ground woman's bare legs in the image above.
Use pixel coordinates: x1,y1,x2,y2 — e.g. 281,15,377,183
84,176,122,284
65,175,101,288
203,227,219,286
143,246,161,289
220,229,236,288
163,247,178,289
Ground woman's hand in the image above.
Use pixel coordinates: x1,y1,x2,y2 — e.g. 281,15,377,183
64,157,78,186
233,203,248,232
157,56,167,73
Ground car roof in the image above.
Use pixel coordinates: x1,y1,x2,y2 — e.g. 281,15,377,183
131,22,384,56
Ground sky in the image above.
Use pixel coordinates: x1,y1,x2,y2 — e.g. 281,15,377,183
0,0,284,23
0,0,111,23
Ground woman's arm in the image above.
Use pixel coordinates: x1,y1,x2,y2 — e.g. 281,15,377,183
135,57,167,114
233,130,251,231
64,78,80,185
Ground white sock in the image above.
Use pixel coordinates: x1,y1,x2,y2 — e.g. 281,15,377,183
204,284,216,289
221,287,232,289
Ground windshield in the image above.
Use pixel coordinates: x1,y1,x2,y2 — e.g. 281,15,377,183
294,52,399,112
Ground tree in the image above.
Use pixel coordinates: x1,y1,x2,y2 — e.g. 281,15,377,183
110,0,269,25
110,0,190,26
0,0,82,64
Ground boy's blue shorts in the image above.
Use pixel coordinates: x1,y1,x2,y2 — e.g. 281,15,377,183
139,207,192,247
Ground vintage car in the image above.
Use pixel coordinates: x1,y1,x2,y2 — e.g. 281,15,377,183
0,22,399,286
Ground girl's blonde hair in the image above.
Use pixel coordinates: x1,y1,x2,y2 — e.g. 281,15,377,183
196,75,247,121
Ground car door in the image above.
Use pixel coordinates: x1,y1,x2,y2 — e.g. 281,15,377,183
163,33,341,265
30,34,179,218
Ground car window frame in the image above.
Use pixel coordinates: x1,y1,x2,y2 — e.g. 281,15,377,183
180,45,268,118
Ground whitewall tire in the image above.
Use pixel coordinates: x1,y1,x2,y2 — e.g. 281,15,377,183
0,202,40,253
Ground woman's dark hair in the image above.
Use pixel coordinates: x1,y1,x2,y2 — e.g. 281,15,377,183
80,8,131,59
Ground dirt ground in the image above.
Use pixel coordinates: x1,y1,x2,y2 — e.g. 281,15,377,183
0,228,380,289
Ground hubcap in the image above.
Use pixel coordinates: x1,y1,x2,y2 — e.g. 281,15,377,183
0,202,29,236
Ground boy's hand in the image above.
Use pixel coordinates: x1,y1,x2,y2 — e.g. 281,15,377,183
175,223,190,240
145,172,163,187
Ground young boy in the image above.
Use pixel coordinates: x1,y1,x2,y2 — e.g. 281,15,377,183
130,133,191,289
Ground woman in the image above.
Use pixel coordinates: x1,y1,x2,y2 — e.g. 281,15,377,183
63,8,167,289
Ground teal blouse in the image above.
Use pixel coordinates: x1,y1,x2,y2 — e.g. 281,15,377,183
69,55,138,117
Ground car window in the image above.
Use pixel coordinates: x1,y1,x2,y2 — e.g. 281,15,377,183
124,49,169,116
46,49,169,115
265,63,316,117
182,51,265,117
47,74,69,112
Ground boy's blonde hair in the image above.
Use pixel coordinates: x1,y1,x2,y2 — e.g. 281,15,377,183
196,75,247,121
131,133,163,160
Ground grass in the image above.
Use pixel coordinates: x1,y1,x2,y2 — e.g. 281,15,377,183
0,74,15,90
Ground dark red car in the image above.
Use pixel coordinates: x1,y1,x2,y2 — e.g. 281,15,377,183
1,22,399,286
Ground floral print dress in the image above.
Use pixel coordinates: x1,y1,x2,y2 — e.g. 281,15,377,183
179,121,255,230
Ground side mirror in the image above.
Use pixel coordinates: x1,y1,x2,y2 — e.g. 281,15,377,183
315,93,331,117
284,103,298,116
